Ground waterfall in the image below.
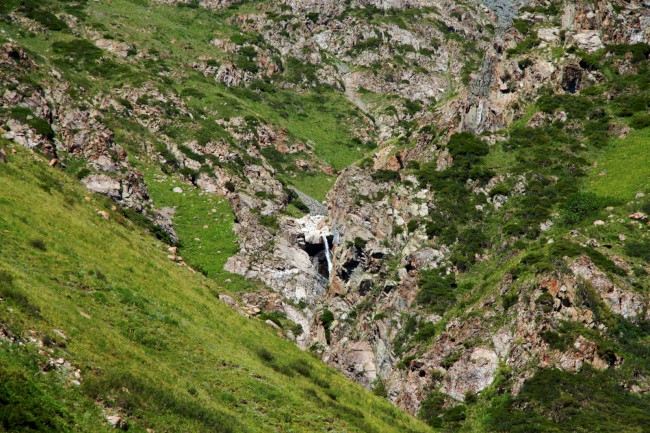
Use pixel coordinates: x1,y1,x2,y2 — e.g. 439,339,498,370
322,233,332,274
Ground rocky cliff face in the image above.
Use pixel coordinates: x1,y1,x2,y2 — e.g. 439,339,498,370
244,0,650,415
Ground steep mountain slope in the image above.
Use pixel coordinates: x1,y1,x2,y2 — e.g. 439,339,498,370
0,143,433,433
2,0,650,431
308,0,650,429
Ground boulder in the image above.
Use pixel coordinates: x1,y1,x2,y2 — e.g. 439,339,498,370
572,31,604,53
441,347,499,400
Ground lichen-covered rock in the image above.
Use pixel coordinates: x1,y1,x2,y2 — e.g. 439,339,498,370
440,347,499,401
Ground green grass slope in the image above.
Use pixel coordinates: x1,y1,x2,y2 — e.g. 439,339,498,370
0,0,375,202
0,143,432,433
143,169,254,290
587,128,650,200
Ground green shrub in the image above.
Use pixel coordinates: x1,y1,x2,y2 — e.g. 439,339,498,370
83,371,242,432
549,240,583,258
349,37,382,54
259,310,286,328
353,237,367,250
537,94,594,120
52,38,132,80
8,107,54,140
259,214,278,230
28,238,47,251
321,309,334,343
404,99,422,116
502,291,518,311
0,357,70,432
397,355,416,370
630,113,650,129
372,378,387,398
372,170,400,183
441,352,461,369
290,359,312,378
584,247,626,276
414,322,436,342
290,196,310,214
518,57,533,70
536,291,554,313
283,56,318,84
489,184,510,198
290,322,304,336
625,240,650,261
485,367,650,432
76,168,91,180
35,170,63,194
52,39,103,62
419,388,467,429
0,270,40,316
253,349,274,366
559,192,607,225
611,94,649,117
21,3,69,31
512,19,532,36
178,145,206,164
0,269,13,289
418,391,445,428
506,37,540,57
605,43,650,63
447,132,489,162
416,270,457,314
120,208,174,245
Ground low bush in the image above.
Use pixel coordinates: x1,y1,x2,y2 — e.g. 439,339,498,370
75,168,91,180
259,310,286,328
419,390,466,429
0,269,40,316
372,169,400,183
321,309,334,342
0,355,70,432
485,367,650,432
28,238,46,251
83,371,243,432
441,352,461,369
630,113,650,129
624,240,650,261
52,39,103,62
536,94,594,120
372,378,387,398
502,291,519,311
416,270,457,314
120,208,174,245
506,36,540,57
512,19,533,36
413,322,436,342
536,291,554,313
605,43,650,63
8,107,54,140
611,94,649,117
21,2,69,31
559,192,607,225
290,359,312,378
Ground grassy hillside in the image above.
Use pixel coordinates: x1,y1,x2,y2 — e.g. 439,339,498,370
0,0,375,201
143,168,255,290
0,142,433,433
587,128,650,200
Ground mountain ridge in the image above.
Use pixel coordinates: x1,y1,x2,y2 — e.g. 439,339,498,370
1,0,650,431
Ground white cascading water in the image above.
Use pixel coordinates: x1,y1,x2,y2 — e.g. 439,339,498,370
322,233,333,274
